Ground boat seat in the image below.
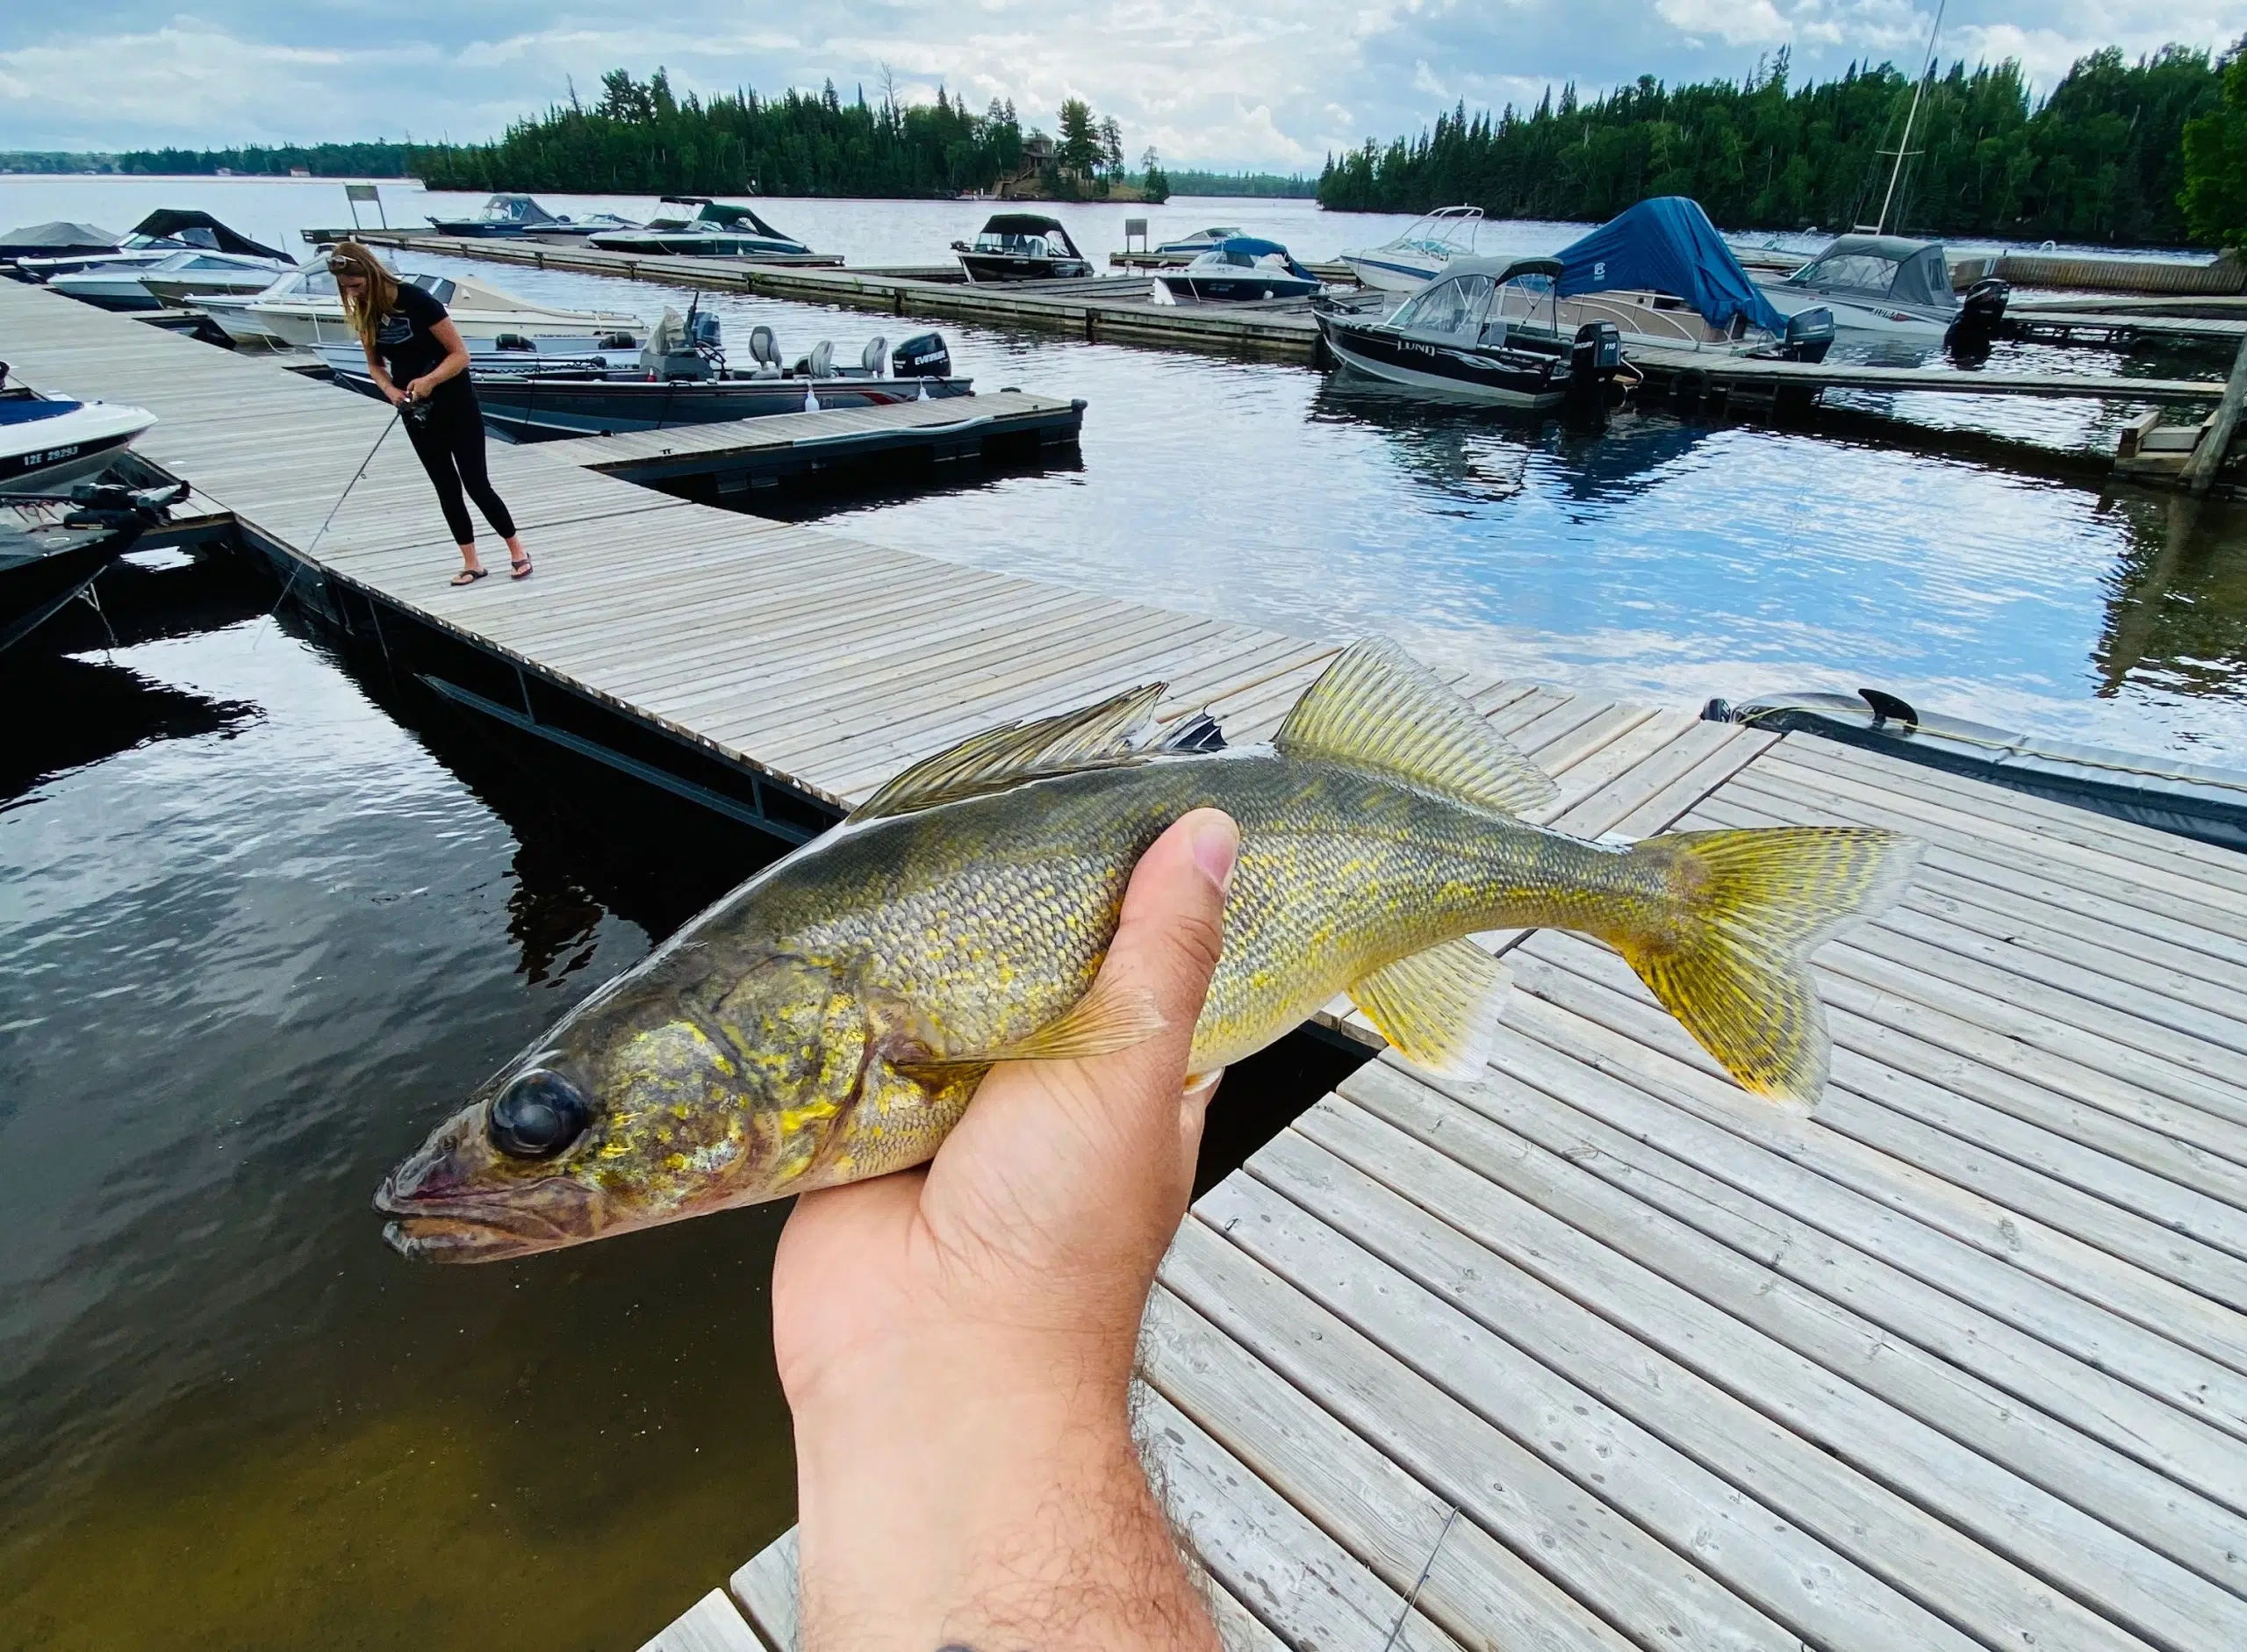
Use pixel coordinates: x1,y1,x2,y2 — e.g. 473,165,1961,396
747,325,783,379
808,340,834,379
1478,318,1508,348
861,336,887,376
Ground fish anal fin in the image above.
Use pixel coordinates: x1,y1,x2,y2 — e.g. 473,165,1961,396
1348,938,1511,1081
895,972,1166,1082
1276,638,1557,816
849,684,1168,822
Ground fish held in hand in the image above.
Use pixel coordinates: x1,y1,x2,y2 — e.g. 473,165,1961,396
377,639,1919,1261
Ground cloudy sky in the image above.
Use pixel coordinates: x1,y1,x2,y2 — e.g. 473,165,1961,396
4,1,2243,168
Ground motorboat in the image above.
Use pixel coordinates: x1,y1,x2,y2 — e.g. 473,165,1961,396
1339,205,1487,292
0,480,190,656
427,194,636,239
1155,238,1322,303
0,220,118,272
952,213,1093,283
51,248,291,312
585,198,813,257
1755,234,2007,346
0,374,158,492
1311,256,1625,416
1153,226,1246,255
1544,198,1836,362
317,310,973,441
1706,688,2247,853
9,210,288,284
193,261,644,350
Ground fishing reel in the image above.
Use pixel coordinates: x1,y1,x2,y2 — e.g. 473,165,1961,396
400,395,434,427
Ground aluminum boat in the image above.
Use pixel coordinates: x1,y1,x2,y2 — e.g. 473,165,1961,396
0,481,189,656
1755,234,2008,347
952,214,1093,282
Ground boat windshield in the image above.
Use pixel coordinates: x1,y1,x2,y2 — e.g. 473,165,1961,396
408,275,458,304
1385,206,1484,257
975,231,1052,255
697,203,786,238
1789,252,1899,296
1389,273,1497,338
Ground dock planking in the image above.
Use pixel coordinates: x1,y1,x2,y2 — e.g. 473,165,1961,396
700,695,2247,1652
0,277,1324,835
11,271,2243,1652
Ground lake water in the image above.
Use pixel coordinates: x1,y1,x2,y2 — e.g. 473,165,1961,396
4,176,2246,1651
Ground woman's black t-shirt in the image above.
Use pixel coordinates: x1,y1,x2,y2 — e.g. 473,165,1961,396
374,282,458,391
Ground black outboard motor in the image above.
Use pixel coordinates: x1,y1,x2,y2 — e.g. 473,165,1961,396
1561,320,1622,429
1783,306,1835,363
891,332,952,379
1944,276,2009,365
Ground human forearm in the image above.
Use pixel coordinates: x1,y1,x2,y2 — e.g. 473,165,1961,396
793,1339,1216,1652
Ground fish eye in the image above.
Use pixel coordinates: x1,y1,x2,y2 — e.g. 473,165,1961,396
487,1070,591,1160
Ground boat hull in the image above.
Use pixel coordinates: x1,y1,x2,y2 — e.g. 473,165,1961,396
956,253,1093,283
1339,251,1447,292
0,404,156,493
1156,272,1320,303
46,277,164,312
585,232,811,257
1315,314,1563,408
1755,284,1951,341
0,519,139,654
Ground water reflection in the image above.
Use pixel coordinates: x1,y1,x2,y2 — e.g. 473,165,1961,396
0,653,257,802
2094,491,2247,727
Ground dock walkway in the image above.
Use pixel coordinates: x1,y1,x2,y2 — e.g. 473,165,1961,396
669,692,2247,1652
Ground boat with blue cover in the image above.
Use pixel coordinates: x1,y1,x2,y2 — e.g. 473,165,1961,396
1155,238,1323,303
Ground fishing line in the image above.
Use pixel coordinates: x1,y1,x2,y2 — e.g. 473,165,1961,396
253,401,410,647
1378,1505,1458,1652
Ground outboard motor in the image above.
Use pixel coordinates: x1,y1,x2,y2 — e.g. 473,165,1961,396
1947,276,2009,364
1561,320,1622,429
1783,306,1835,363
688,309,723,353
891,332,952,379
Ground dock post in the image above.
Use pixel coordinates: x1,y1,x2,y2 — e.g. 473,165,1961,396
2182,332,2247,496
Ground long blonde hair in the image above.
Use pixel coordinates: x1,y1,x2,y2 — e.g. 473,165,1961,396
329,241,400,350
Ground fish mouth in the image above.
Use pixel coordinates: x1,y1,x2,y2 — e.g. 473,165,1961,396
374,1172,595,1264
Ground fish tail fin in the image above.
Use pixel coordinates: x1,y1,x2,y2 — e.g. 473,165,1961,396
1612,826,1920,1106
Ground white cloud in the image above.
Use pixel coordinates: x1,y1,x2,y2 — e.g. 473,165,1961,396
3,0,2244,165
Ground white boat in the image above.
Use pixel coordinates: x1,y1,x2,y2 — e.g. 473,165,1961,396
1153,226,1246,255
193,262,644,351
1339,205,1488,291
11,209,288,284
51,249,291,312
0,380,157,493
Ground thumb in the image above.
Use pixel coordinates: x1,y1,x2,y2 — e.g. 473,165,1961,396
1097,807,1238,1103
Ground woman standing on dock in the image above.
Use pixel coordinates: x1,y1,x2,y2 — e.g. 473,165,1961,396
329,241,531,585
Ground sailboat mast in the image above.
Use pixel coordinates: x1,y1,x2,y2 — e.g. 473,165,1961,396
1876,0,1946,235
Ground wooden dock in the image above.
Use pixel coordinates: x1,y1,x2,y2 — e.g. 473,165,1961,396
661,688,2247,1652
1624,343,2225,407
13,277,2245,1652
0,277,1329,837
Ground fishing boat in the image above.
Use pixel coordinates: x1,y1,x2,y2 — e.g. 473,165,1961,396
50,248,291,312
1755,233,2007,345
1154,238,1323,303
1311,256,1624,415
1338,205,1487,292
193,262,644,351
317,311,973,441
9,210,288,284
426,194,636,239
585,198,814,258
951,214,1093,283
0,480,188,656
0,375,158,493
1707,689,2247,853
1152,226,1246,255
1543,198,1836,362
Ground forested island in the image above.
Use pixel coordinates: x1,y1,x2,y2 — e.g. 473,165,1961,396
1317,46,2225,247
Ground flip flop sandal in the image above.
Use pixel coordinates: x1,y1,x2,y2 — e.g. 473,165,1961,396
450,567,489,585
510,558,534,580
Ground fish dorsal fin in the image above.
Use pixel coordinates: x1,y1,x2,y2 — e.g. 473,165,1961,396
1275,638,1556,815
1348,939,1511,1081
849,683,1167,822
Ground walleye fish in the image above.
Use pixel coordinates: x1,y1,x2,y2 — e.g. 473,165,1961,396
378,638,1917,1261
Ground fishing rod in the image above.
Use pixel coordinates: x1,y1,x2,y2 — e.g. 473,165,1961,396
254,397,424,644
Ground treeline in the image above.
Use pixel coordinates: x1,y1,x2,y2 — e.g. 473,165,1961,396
105,141,428,176
1164,169,1317,198
415,68,1142,198
1319,46,2221,247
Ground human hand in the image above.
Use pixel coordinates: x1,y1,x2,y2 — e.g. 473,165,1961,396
382,381,409,407
403,376,431,401
772,807,1237,1651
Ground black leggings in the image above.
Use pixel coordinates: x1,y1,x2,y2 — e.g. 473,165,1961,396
404,387,517,545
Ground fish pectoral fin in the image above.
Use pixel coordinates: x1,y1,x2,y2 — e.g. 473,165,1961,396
898,974,1167,1078
1275,637,1556,816
848,682,1170,821
1348,938,1511,1081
